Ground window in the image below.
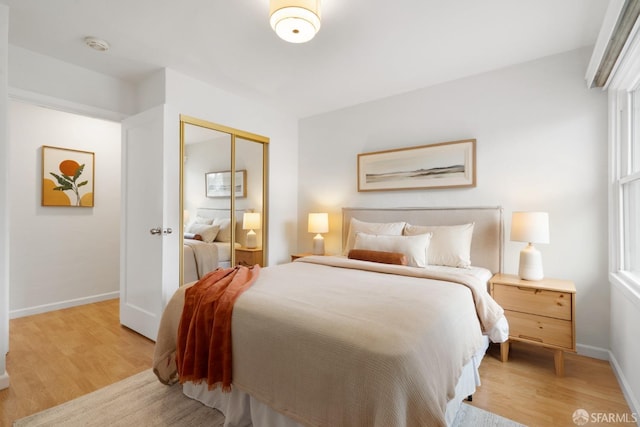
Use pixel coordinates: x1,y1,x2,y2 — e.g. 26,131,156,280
622,177,639,275
609,41,640,292
622,91,640,280
585,0,640,292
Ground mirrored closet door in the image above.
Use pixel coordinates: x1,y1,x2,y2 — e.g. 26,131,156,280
180,116,269,286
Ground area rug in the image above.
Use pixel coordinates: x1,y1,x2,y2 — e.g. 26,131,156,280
13,369,525,426
452,401,527,427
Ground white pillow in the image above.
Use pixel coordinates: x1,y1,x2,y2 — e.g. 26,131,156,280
213,218,232,242
403,223,474,268
193,216,214,225
343,218,406,255
353,232,432,267
187,223,220,243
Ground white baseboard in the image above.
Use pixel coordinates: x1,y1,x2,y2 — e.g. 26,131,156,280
577,343,610,361
9,292,119,319
0,371,9,390
609,351,640,424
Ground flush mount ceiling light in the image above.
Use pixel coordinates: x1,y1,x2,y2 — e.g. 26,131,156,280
269,0,321,43
84,36,110,52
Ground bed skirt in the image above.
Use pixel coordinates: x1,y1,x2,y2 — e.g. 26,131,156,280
182,336,490,427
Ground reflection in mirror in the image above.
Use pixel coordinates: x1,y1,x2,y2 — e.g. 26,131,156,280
235,137,265,268
180,117,269,287
182,124,232,285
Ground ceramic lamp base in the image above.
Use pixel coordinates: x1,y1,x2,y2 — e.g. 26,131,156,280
246,230,257,249
312,234,325,255
518,243,543,281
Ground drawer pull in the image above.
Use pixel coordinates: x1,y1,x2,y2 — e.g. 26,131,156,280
519,334,543,343
516,286,543,294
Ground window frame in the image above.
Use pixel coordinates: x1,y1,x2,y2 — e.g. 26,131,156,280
608,22,640,299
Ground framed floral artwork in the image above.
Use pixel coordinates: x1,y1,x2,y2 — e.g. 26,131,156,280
42,145,95,207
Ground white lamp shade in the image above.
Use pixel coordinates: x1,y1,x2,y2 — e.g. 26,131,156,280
510,211,549,244
243,212,261,231
270,0,321,43
308,213,329,234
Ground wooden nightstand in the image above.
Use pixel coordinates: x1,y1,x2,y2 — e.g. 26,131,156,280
235,247,263,267
489,273,576,376
291,252,313,262
290,253,331,262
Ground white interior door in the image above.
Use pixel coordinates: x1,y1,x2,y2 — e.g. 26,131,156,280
120,104,179,341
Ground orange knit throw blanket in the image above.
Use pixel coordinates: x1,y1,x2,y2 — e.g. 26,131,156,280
176,265,260,391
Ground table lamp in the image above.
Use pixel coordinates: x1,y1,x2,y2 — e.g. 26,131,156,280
243,212,261,249
183,209,190,227
511,211,549,281
308,213,329,255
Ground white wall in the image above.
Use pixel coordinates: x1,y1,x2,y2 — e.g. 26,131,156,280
184,138,232,213
8,100,121,317
0,3,11,390
8,46,136,118
298,47,610,354
610,281,640,416
164,69,299,265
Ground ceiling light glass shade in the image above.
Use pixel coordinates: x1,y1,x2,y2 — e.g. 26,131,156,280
270,0,321,43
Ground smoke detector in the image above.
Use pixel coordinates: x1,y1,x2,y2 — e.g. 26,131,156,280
84,36,110,52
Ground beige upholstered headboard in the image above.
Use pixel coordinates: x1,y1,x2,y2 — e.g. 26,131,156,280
342,207,503,273
195,208,247,246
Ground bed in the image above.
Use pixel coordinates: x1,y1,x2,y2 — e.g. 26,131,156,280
157,206,508,427
183,208,245,282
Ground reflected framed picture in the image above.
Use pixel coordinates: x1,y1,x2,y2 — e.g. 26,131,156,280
205,170,247,198
42,145,95,207
357,139,476,192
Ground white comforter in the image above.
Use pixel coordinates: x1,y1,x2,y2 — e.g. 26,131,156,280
183,239,219,279
154,256,506,427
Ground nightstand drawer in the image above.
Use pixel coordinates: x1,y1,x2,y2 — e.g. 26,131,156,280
506,310,573,349
235,248,263,267
493,283,572,320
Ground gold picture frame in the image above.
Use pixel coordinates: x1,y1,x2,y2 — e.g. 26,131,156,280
42,145,95,207
357,139,476,192
205,170,247,198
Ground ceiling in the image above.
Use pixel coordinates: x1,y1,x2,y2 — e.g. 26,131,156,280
1,0,609,118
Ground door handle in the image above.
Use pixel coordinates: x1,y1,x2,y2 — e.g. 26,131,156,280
150,227,162,235
163,228,173,235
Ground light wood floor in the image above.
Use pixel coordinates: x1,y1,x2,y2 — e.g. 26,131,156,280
0,299,154,426
475,343,634,426
0,299,634,427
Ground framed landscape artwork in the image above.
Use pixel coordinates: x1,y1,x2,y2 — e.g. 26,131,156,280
357,139,476,192
42,145,95,207
205,170,247,198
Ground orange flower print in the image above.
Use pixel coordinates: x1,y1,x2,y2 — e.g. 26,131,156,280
59,159,81,177
49,159,88,206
